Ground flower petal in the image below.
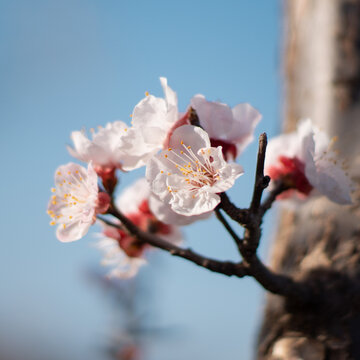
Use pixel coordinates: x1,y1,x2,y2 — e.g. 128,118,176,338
169,125,211,152
170,190,220,216
149,194,212,225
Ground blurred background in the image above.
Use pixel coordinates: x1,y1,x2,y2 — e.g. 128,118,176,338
0,1,281,359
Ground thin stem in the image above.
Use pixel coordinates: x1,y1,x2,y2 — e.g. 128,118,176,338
260,181,289,216
97,216,122,229
215,208,243,253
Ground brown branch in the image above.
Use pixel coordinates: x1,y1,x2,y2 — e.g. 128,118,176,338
106,204,311,301
106,206,247,278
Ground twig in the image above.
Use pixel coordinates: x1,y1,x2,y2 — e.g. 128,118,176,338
215,208,243,253
250,133,270,213
260,180,289,216
107,205,247,278
97,216,122,229
105,204,311,301
218,192,249,225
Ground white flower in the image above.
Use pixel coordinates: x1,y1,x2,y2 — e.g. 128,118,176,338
121,78,178,170
146,125,244,216
190,94,262,160
67,121,130,170
47,162,110,242
265,119,353,204
96,178,182,278
122,77,261,169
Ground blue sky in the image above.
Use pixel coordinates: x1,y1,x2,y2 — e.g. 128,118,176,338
0,1,281,359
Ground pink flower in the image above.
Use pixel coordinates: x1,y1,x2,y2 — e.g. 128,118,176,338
68,121,131,169
146,125,244,216
265,119,353,204
47,162,110,242
97,178,182,278
190,94,262,160
122,77,261,170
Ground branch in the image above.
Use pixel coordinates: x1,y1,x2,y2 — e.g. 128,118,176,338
106,205,311,301
218,192,249,225
106,206,247,278
245,255,311,301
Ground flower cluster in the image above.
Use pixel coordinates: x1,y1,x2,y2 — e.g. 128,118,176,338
47,78,353,278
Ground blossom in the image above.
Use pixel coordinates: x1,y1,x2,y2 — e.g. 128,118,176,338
120,78,180,171
68,121,130,171
146,125,244,216
97,178,182,278
122,77,261,170
47,162,110,242
265,119,353,204
190,94,262,160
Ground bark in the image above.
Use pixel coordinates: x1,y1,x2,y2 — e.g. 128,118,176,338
257,1,360,359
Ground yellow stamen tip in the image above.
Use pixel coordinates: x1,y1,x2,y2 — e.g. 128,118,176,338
51,188,56,193
145,91,149,96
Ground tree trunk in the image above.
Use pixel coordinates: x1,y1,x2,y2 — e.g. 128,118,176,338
257,1,360,359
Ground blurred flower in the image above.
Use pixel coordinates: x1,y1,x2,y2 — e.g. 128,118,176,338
265,119,353,204
48,162,110,242
146,125,244,216
97,178,182,278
